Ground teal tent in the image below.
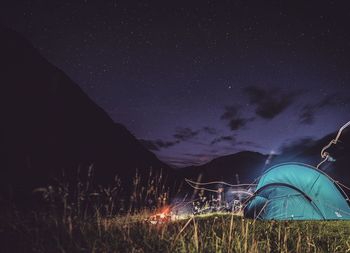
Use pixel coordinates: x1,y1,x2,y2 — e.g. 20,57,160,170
244,163,350,220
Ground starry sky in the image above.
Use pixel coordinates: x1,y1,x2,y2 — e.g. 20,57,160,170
2,1,350,167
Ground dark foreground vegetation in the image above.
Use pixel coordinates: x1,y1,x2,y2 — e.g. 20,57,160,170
1,169,350,253
1,209,350,253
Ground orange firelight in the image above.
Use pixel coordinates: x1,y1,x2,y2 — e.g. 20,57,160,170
147,207,172,224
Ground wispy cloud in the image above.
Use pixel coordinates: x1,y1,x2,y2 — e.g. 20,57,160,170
299,93,349,124
140,127,200,151
202,126,218,135
173,127,199,141
139,139,179,151
244,85,300,119
220,105,254,131
210,135,235,145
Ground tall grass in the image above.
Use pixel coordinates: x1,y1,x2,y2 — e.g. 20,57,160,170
2,211,350,252
1,166,350,252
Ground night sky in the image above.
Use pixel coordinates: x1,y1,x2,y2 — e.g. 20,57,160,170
2,1,350,167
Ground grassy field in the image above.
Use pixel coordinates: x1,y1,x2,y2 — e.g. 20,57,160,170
1,209,350,253
1,169,350,253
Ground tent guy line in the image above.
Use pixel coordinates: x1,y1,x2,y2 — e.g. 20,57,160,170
317,120,350,169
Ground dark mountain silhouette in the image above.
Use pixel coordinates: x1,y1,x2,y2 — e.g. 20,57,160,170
179,151,268,185
179,129,350,188
0,26,172,199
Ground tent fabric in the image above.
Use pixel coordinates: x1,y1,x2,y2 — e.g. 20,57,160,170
244,163,350,220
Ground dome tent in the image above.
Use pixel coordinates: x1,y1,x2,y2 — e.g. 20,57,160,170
244,163,350,220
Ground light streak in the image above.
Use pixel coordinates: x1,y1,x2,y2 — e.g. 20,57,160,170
229,190,253,196
317,120,350,169
185,178,257,187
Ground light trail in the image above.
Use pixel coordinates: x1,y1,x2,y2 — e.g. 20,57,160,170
185,178,257,187
317,120,350,169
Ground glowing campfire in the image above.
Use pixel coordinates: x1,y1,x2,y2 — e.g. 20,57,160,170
147,207,172,224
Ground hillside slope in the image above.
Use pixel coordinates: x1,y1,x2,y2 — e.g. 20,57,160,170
0,26,172,198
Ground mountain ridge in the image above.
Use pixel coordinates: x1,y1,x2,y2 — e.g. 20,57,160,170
178,130,350,187
0,25,172,199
